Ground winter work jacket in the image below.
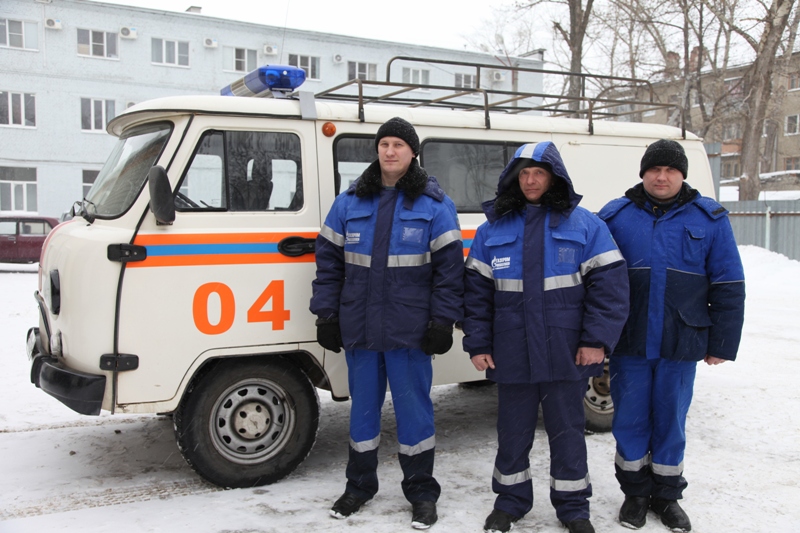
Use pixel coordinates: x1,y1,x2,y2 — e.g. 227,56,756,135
310,158,464,352
598,183,745,361
463,142,629,384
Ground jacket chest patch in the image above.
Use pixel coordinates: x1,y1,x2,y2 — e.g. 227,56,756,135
491,256,511,271
557,246,577,264
402,226,425,244
346,232,361,245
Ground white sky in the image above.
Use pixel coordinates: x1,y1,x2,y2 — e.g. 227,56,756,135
93,0,501,51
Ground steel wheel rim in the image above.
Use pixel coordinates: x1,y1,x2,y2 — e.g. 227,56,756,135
208,378,296,465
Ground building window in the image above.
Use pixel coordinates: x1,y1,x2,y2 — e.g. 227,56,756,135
77,29,118,58
288,54,319,79
402,67,430,85
82,169,99,198
786,157,800,171
722,123,741,140
724,77,744,99
722,161,741,179
789,73,800,91
152,38,189,66
0,91,35,127
0,166,37,212
0,18,38,50
225,47,257,72
348,61,377,81
786,114,799,135
455,73,476,89
81,98,115,131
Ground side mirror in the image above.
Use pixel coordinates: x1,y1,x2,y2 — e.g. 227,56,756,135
148,166,175,225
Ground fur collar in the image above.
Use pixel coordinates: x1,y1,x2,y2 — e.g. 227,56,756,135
353,159,429,200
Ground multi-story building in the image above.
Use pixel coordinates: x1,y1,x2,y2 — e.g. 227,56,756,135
609,51,800,193
1,0,543,217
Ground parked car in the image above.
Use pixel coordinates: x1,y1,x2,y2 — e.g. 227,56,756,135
0,214,59,263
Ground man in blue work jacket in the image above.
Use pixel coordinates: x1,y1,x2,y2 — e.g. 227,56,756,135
464,142,629,533
598,139,746,532
310,117,464,530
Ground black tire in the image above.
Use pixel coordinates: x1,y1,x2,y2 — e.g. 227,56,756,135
584,359,613,433
174,356,319,488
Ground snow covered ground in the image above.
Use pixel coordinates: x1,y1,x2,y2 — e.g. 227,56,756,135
1,245,799,532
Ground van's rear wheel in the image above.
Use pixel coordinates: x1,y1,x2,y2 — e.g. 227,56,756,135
174,357,319,488
584,359,613,433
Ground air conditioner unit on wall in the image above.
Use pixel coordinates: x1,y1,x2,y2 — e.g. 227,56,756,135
45,18,62,30
491,71,505,82
263,44,278,56
203,37,218,48
332,53,344,64
119,26,138,39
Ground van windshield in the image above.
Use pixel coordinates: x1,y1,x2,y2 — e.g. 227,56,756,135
84,123,172,218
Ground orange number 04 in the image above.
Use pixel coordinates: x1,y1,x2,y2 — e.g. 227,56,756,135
193,280,291,335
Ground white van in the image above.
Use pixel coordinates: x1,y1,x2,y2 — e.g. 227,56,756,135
26,59,715,489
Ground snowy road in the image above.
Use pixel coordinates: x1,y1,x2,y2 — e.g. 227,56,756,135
2,246,799,532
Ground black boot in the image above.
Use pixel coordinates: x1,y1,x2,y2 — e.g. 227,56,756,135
411,500,438,530
330,492,371,519
562,518,595,533
619,495,649,529
650,498,692,532
483,509,520,533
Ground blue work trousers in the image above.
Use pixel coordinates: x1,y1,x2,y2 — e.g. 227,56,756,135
344,348,440,503
493,380,592,522
610,356,696,500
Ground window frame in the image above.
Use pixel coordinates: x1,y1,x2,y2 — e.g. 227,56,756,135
288,54,320,80
151,37,190,67
0,91,36,128
0,18,38,50
785,156,800,171
77,28,118,59
224,46,257,73
0,166,38,212
402,67,430,86
347,61,377,81
81,97,116,132
786,114,800,136
455,73,476,89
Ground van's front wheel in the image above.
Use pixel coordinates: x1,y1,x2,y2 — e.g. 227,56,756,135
174,357,319,488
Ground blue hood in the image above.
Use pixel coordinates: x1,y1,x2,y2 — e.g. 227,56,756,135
483,141,582,222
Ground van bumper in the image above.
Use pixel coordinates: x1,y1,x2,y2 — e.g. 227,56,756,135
27,327,106,416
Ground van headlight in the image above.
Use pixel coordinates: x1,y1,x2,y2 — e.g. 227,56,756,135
50,331,63,357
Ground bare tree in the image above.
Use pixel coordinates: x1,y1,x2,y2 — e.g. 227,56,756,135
705,0,798,199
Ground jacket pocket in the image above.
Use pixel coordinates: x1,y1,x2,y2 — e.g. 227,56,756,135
682,225,706,266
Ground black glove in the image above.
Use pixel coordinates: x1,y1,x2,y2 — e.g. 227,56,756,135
316,317,343,353
421,322,453,356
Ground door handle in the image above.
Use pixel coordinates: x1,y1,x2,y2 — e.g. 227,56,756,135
277,236,316,257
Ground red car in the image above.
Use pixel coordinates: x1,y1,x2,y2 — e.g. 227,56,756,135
0,214,59,263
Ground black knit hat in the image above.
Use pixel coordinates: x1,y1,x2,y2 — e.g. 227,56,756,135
375,117,420,156
639,139,688,179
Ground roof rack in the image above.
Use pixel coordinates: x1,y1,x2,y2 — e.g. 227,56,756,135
312,56,684,137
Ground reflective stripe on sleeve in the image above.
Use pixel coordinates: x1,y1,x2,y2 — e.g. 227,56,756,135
350,435,381,453
581,249,624,276
466,256,494,279
493,466,532,486
398,435,436,456
430,229,462,253
320,224,344,247
615,451,651,472
550,473,591,492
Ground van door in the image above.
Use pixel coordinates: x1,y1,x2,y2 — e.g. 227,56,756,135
115,117,320,406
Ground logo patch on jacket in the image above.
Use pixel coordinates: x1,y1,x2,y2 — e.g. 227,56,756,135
402,226,424,244
491,256,511,270
346,232,361,245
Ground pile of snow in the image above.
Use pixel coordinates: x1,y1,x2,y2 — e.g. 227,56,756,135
1,246,799,531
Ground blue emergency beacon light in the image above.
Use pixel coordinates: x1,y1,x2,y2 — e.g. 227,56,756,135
220,65,306,97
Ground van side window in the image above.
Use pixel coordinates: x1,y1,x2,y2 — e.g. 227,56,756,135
178,130,303,212
333,136,375,195
421,140,509,213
